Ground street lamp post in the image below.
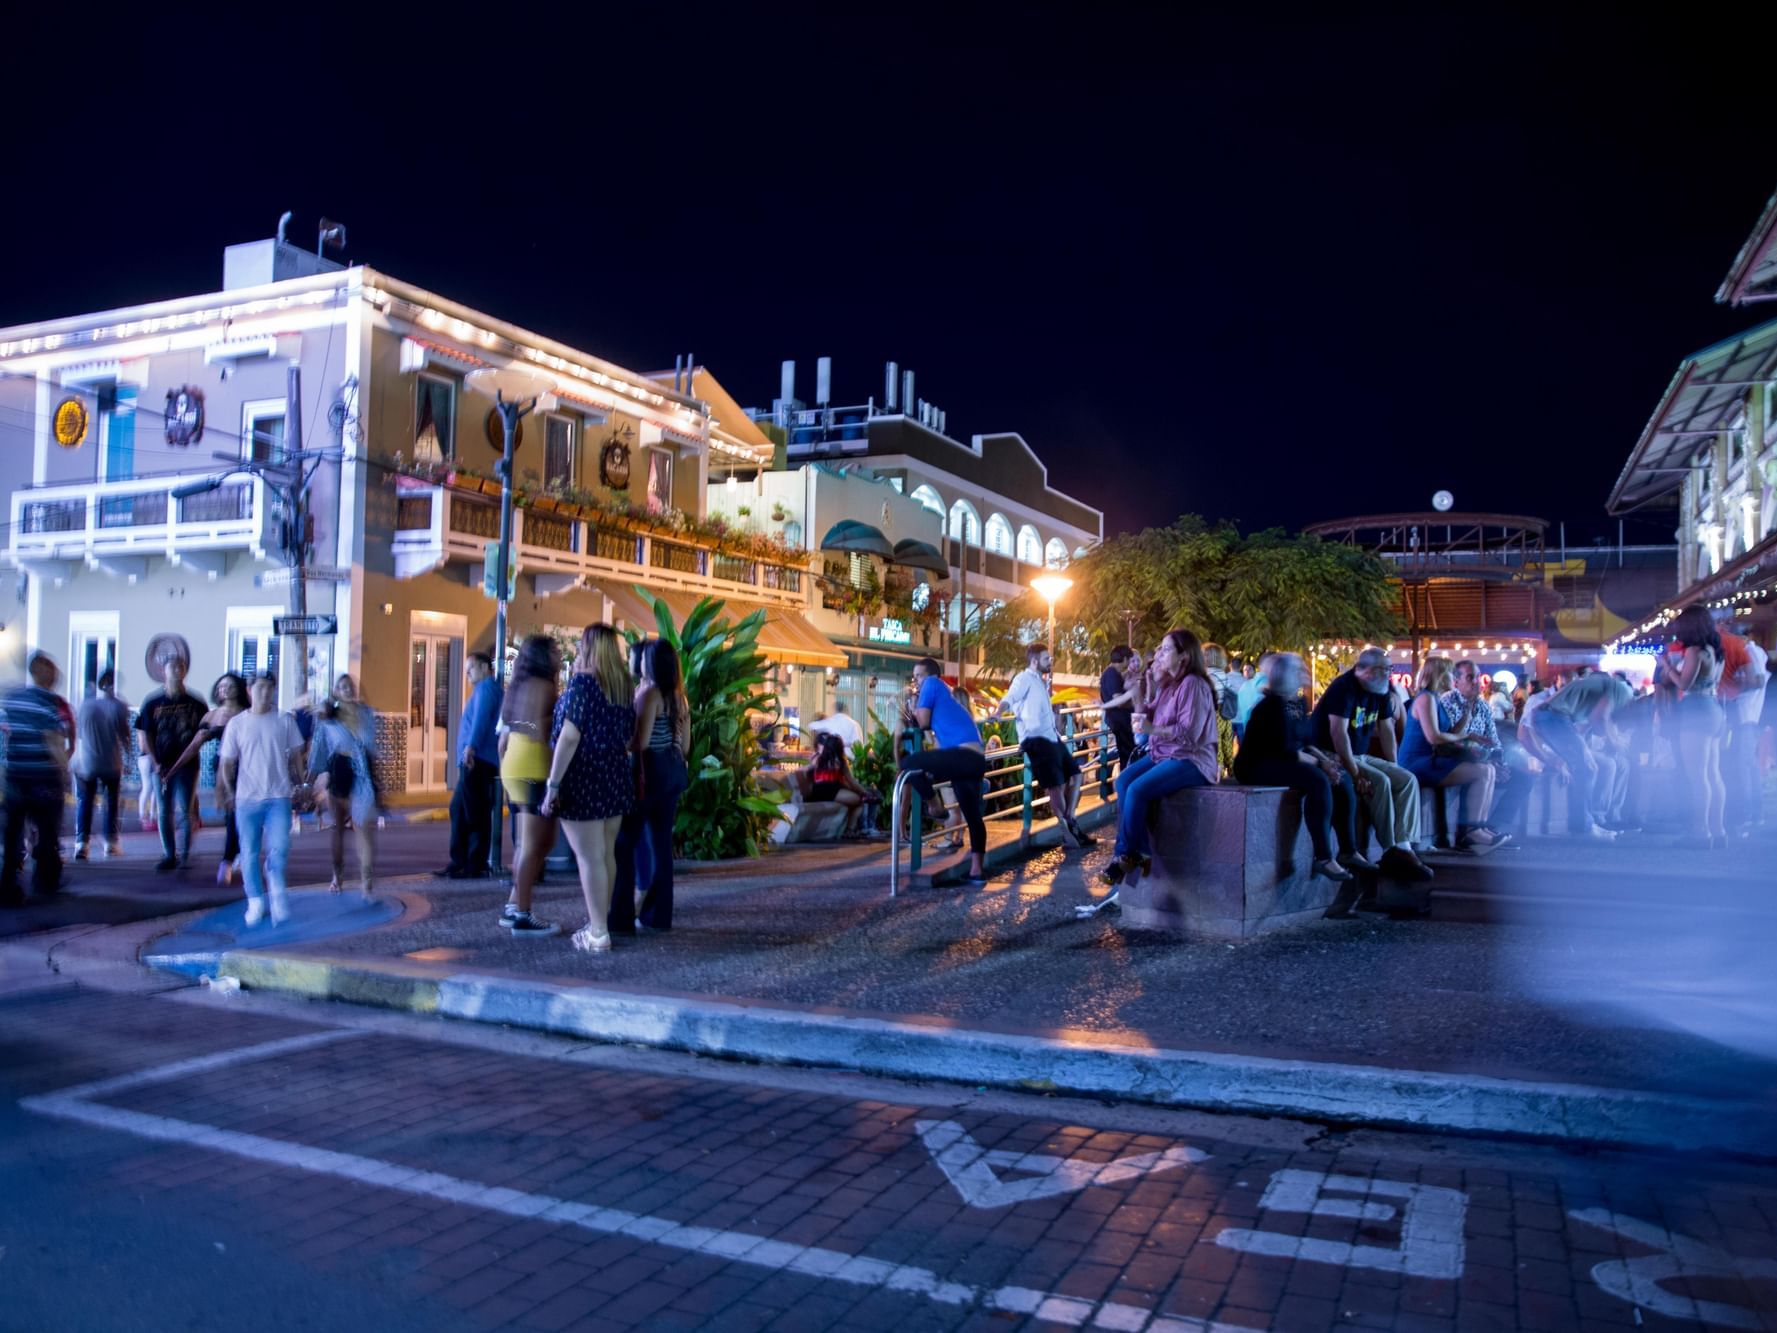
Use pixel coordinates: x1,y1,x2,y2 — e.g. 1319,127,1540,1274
1030,573,1073,666
464,368,552,686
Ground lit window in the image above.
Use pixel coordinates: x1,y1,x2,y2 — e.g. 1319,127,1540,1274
985,514,1012,556
1044,538,1069,569
414,374,455,461
911,484,945,516
544,415,573,488
948,500,980,546
1016,525,1042,565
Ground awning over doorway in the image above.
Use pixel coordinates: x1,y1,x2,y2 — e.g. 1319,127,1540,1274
646,588,847,668
890,537,949,576
819,520,893,558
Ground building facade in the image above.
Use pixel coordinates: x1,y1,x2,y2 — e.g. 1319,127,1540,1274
1,238,841,797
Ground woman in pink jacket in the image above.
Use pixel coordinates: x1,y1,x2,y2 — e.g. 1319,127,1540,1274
1101,628,1220,887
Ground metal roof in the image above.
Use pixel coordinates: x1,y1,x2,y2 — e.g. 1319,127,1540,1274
1717,187,1777,307
1606,317,1777,515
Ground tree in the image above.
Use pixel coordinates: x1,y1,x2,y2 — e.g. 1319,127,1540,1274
964,517,1399,677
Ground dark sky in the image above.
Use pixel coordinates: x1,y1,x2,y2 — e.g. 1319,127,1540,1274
5,10,1768,544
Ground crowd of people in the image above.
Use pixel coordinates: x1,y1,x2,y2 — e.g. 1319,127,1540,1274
0,644,384,917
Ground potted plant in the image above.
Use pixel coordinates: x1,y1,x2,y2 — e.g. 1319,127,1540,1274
771,502,788,523
736,504,752,519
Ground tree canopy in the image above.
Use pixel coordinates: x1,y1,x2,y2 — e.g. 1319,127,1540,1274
965,516,1400,676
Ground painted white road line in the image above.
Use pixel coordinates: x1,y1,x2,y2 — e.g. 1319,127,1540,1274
1215,1169,1468,1280
20,1040,1266,1333
918,1118,1208,1208
39,1030,365,1102
1569,1208,1777,1330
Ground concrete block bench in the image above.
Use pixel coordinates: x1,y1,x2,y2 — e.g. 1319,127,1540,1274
756,771,854,845
1120,784,1343,939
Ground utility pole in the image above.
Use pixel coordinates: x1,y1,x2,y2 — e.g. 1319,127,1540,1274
284,366,309,702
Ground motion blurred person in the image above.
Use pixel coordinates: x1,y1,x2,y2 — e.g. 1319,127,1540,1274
1232,653,1357,882
136,653,209,871
1099,646,1140,779
1668,607,1728,848
498,636,562,936
1311,649,1432,880
612,638,691,934
1233,652,1276,743
1518,673,1634,839
167,673,249,885
309,675,379,895
72,668,132,860
0,653,71,904
1717,623,1770,835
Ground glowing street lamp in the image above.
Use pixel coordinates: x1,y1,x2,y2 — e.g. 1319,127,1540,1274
1031,573,1073,665
465,366,553,685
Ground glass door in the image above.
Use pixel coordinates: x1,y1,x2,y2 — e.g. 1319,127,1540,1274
71,629,118,702
407,633,460,792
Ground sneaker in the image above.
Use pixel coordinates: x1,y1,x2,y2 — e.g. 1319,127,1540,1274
499,902,521,928
1587,823,1618,841
243,898,266,927
155,856,179,873
269,897,290,927
507,913,561,938
73,843,89,861
571,925,612,953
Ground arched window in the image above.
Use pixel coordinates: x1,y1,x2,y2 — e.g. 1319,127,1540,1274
984,513,1013,556
910,484,945,517
1016,525,1042,565
948,499,980,546
1044,538,1069,569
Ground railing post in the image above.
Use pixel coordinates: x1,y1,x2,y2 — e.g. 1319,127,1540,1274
908,791,923,872
1021,755,1034,839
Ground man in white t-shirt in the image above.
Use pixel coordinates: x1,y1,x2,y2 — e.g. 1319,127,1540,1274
998,642,1091,847
219,672,307,926
807,701,864,753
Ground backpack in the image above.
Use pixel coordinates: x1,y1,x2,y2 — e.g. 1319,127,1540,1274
1215,675,1239,722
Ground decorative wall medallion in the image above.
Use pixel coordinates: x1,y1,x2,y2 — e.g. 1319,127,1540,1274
601,441,631,490
164,387,205,447
484,408,523,451
53,397,88,447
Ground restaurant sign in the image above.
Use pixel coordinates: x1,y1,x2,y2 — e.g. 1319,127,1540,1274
868,617,912,645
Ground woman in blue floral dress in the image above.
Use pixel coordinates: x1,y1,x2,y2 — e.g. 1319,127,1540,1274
540,624,636,952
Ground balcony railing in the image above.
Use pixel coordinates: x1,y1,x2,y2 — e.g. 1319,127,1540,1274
388,482,809,607
11,472,269,571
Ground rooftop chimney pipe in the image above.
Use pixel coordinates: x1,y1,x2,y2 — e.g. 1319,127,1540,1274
815,357,831,407
902,370,914,418
781,360,796,404
884,362,898,411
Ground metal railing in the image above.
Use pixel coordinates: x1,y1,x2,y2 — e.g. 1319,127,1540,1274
889,703,1117,898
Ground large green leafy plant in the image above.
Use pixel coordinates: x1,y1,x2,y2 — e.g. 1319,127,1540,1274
628,590,784,859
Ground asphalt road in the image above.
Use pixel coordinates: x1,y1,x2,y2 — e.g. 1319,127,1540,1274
4,983,1775,1332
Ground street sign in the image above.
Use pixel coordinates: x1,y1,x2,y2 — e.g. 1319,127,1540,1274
257,566,351,587
273,614,338,637
482,545,517,599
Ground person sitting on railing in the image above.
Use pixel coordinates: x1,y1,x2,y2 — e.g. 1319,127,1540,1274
1101,630,1220,889
1232,653,1358,883
794,731,878,838
898,657,989,884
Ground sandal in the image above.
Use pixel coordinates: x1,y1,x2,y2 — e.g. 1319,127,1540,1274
571,925,611,953
328,874,342,894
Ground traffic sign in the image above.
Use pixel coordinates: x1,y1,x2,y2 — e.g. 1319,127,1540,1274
482,545,517,599
274,614,338,637
257,566,351,587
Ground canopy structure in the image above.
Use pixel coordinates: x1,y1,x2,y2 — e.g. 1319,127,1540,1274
1607,318,1777,515
819,520,893,558
890,537,949,576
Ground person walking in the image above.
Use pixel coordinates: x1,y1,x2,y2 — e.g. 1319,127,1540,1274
1310,648,1433,881
72,668,133,861
308,674,379,895
1398,656,1508,851
1232,653,1358,882
898,656,990,884
498,636,563,937
1,653,72,905
440,651,502,879
999,643,1092,847
612,639,692,934
218,672,305,927
1099,646,1141,787
167,674,249,885
1100,629,1220,888
136,653,209,872
541,624,636,953
1717,625,1770,835
807,700,864,752
1668,607,1728,847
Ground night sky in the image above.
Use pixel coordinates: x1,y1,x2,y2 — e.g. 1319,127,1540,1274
5,11,1767,545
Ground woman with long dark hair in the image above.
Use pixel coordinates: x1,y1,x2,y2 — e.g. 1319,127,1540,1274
612,638,691,933
309,674,379,895
1669,606,1727,847
168,673,249,885
541,624,636,952
794,730,876,836
1101,629,1220,887
497,636,562,935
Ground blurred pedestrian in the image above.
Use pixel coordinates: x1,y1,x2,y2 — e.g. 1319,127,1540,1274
1717,623,1769,835
73,668,132,860
1233,652,1276,744
439,651,501,879
498,636,562,937
1668,607,1727,847
1518,673,1634,839
167,673,248,885
309,674,379,894
808,700,863,751
1,652,71,904
1201,641,1240,775
1232,653,1357,882
219,672,305,927
612,638,691,933
541,624,636,953
136,653,208,872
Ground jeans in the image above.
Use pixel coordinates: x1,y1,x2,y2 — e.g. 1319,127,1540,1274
1113,755,1212,859
448,759,498,874
237,797,293,909
1238,758,1356,861
898,746,989,855
1530,714,1606,832
75,770,122,845
2,784,63,898
159,766,197,861
612,750,689,932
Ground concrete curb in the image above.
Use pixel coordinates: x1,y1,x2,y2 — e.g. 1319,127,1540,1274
209,948,1776,1160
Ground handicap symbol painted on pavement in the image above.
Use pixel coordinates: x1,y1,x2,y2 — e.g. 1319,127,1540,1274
915,1119,1207,1209
1215,1168,1468,1280
1570,1208,1777,1330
